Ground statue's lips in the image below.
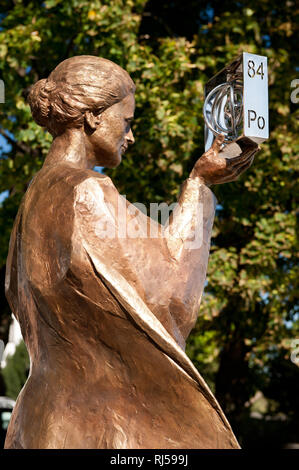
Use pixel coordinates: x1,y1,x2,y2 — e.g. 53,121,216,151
121,144,128,153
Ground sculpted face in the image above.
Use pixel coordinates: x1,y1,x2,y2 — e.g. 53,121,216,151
85,93,135,168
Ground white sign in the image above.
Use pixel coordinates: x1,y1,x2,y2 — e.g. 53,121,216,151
243,52,269,142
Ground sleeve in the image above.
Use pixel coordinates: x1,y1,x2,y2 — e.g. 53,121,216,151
73,174,216,341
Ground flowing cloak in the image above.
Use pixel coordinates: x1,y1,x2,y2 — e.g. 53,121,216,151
4,164,240,449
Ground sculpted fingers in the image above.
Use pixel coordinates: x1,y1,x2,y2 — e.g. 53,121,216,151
223,154,255,183
235,154,255,175
226,147,257,169
190,135,258,185
210,134,225,155
237,137,259,154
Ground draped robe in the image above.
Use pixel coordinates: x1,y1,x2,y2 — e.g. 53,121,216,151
4,163,239,449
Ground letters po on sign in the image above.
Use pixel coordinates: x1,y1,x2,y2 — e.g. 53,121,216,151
243,52,269,142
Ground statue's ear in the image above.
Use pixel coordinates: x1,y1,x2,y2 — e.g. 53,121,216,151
84,111,101,133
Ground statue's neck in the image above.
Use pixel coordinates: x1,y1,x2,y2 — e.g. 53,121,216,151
43,128,96,170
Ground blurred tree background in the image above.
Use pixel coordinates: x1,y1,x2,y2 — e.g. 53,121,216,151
0,0,298,448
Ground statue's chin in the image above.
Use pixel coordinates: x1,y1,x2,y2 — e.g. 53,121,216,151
101,157,122,169
106,162,121,169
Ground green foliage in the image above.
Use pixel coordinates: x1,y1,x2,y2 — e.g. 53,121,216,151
0,0,298,445
2,341,30,400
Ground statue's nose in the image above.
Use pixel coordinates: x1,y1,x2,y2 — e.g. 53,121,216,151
126,129,135,145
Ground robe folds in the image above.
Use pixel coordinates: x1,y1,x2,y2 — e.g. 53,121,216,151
4,164,240,449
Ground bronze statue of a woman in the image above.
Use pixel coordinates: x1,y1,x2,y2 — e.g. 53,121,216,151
4,55,258,449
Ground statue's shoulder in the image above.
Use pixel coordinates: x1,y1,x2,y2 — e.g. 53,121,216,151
70,169,115,198
26,167,116,219
69,169,118,215
69,168,112,189
35,165,114,194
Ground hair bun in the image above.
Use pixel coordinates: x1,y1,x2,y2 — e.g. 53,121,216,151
27,78,55,127
26,56,135,136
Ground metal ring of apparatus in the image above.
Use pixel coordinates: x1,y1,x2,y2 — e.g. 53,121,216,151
204,81,243,142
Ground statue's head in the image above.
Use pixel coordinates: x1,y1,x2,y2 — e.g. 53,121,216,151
27,55,136,167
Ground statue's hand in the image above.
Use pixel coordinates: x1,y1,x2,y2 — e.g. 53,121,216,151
190,134,260,185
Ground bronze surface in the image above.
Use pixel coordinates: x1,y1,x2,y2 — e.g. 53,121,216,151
4,56,258,449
